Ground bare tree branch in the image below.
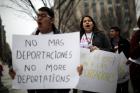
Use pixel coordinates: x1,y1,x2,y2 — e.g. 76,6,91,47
62,0,81,32
47,0,52,7
0,4,36,20
56,0,67,9
27,0,37,14
42,0,47,6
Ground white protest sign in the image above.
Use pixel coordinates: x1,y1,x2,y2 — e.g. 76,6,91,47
12,32,80,89
117,52,129,83
77,48,118,93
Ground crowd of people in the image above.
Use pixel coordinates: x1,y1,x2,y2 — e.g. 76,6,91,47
5,6,140,93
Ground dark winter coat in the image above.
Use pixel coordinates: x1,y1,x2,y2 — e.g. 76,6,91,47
80,31,111,51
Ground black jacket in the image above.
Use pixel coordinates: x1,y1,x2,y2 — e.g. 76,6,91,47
110,36,130,58
80,31,111,51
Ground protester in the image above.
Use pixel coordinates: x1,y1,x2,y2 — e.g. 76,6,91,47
109,26,130,58
80,15,111,52
9,6,70,93
128,16,140,93
0,64,3,87
78,15,111,93
109,26,130,93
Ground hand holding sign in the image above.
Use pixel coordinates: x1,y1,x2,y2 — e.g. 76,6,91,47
77,64,83,76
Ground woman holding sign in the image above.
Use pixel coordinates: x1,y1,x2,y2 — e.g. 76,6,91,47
78,15,111,93
80,15,111,52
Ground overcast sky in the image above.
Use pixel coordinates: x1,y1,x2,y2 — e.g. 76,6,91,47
0,0,54,48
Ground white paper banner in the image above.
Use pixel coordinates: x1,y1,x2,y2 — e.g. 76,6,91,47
117,52,129,83
12,32,80,89
77,48,118,93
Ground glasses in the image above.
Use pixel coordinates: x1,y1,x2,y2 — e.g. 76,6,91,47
37,13,51,19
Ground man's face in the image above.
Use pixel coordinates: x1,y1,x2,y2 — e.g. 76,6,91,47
109,29,119,38
37,11,53,33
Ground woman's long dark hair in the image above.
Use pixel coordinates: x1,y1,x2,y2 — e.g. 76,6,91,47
80,15,98,39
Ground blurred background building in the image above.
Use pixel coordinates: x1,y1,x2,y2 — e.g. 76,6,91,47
54,0,137,39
